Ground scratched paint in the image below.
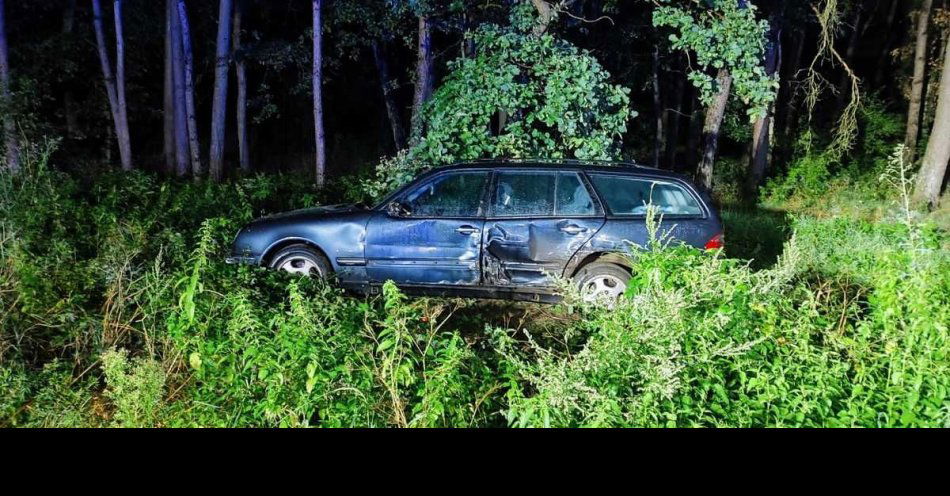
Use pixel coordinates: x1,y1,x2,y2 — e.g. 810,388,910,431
483,218,605,286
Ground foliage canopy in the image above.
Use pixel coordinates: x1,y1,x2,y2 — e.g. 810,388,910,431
365,6,634,199
653,0,778,119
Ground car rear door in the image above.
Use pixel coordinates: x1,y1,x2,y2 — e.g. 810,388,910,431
364,170,490,286
482,170,605,287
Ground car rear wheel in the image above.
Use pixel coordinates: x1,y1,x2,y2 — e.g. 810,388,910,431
269,244,332,278
574,262,630,306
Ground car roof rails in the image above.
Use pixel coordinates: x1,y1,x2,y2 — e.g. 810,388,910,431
455,157,659,170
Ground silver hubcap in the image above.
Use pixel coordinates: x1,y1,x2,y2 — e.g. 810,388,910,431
582,275,626,306
278,257,321,276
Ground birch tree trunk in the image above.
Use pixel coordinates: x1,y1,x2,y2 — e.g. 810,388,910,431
373,40,407,151
312,0,326,187
913,34,950,208
0,0,17,173
209,0,233,182
748,18,782,195
113,0,132,171
904,0,934,164
163,0,174,174
177,0,201,177
170,0,189,177
410,14,433,140
697,69,732,190
233,3,250,173
92,0,131,170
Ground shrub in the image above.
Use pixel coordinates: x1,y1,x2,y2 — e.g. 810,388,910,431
494,205,948,427
102,349,166,427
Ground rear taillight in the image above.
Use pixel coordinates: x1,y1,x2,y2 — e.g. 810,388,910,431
705,233,724,251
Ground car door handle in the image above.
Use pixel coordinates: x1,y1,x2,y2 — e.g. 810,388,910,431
456,225,481,235
559,224,588,235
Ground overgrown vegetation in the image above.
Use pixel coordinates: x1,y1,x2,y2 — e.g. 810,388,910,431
2,138,946,427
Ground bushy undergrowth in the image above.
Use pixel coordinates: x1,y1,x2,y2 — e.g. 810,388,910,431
1,145,947,427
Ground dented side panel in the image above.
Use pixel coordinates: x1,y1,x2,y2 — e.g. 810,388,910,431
364,212,484,285
482,218,605,286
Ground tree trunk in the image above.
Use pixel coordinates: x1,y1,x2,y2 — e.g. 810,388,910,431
163,0,174,174
410,15,433,140
531,0,556,35
63,0,78,140
461,11,476,58
873,0,902,87
780,30,806,140
312,0,326,187
177,0,201,177
748,18,782,195
208,0,232,182
0,0,17,173
685,91,702,173
170,0,189,177
233,3,249,173
923,22,950,136
112,0,132,171
904,0,934,164
652,43,666,168
697,69,732,191
914,34,950,208
92,0,126,170
372,40,407,151
665,59,686,170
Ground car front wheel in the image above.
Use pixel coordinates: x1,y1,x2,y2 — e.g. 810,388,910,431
574,262,630,306
269,244,332,278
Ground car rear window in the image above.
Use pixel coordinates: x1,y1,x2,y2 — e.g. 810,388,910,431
588,174,703,216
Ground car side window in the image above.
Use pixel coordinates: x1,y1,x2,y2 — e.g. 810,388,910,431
493,171,556,217
403,171,488,217
555,172,596,216
589,174,703,216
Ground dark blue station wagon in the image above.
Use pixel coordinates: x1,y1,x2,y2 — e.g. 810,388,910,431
228,161,724,303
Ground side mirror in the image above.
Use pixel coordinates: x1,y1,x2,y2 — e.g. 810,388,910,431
387,201,411,217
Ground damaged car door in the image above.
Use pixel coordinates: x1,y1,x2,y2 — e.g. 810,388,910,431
483,170,604,286
365,170,489,286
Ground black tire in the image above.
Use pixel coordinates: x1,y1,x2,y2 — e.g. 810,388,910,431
268,244,332,278
573,262,631,304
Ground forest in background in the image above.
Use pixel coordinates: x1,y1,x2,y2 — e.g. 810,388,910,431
0,0,948,427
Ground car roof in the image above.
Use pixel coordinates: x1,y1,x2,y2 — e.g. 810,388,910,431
423,159,690,181
375,158,710,209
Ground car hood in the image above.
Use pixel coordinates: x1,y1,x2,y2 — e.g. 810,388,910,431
251,203,369,224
